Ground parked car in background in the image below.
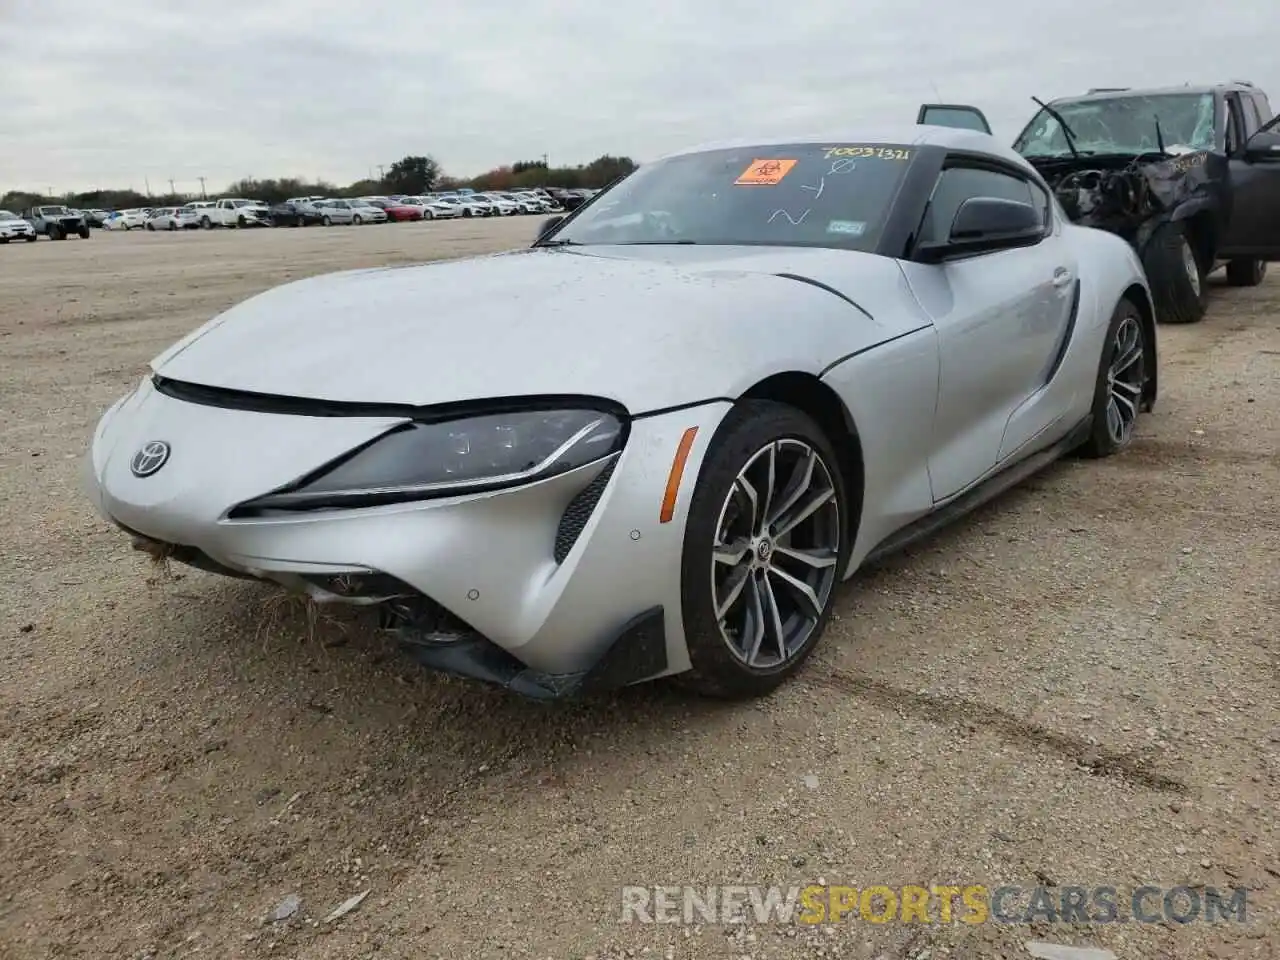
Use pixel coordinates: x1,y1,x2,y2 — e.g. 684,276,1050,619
200,198,271,228
405,197,461,219
347,200,388,224
25,205,92,239
0,209,38,242
315,199,355,225
104,209,149,231
440,195,492,217
268,201,324,227
146,207,200,231
377,200,426,222
83,209,110,227
476,192,519,216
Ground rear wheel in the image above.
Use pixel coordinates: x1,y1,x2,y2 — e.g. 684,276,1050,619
1077,298,1148,459
353,214,363,225
322,215,332,226
676,401,848,699
201,216,212,229
1225,258,1266,287
78,226,91,239
25,234,37,243
1142,222,1207,323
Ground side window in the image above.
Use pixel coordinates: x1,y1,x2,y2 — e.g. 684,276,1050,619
1255,93,1274,126
1225,95,1246,152
1241,94,1262,137
917,165,1040,244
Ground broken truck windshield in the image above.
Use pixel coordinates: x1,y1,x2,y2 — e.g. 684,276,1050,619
1015,93,1216,157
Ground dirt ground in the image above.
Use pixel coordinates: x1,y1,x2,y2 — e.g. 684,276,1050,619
1,221,1277,960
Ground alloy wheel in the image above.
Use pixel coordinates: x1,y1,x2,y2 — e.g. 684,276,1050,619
1181,237,1201,297
711,439,841,669
1105,314,1145,447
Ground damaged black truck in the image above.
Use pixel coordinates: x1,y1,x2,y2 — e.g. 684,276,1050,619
918,82,1280,323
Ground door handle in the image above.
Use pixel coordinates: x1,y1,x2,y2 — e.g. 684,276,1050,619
1051,267,1073,288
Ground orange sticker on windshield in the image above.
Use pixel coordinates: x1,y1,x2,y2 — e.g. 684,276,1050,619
734,158,797,185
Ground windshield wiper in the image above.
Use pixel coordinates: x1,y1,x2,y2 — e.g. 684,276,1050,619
1032,95,1082,160
612,239,699,245
1153,115,1169,156
535,238,583,247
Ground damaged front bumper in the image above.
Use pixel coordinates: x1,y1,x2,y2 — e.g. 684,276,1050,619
1029,149,1221,250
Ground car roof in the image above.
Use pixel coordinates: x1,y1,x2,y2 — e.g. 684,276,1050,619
656,124,1032,170
1053,82,1253,103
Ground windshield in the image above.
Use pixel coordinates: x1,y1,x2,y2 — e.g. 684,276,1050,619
39,206,70,215
0,210,15,219
547,142,913,250
1015,93,1216,157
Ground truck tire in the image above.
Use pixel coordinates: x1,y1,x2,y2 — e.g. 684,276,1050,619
201,216,212,229
1142,222,1206,324
78,226,91,239
48,225,64,241
1225,258,1266,287
25,234,37,243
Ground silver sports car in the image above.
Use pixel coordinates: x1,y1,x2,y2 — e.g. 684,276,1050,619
84,125,1157,700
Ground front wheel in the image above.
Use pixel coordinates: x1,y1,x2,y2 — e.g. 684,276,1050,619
78,226,91,239
1143,222,1206,323
352,214,362,225
146,222,155,231
676,401,848,699
1077,298,1148,459
1225,258,1266,287
168,221,177,231
322,215,332,226
48,225,64,240
25,234,37,243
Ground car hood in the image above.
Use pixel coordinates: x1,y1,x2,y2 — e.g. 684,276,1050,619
152,245,928,413
0,217,30,226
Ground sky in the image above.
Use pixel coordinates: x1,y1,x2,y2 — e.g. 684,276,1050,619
1,0,1275,194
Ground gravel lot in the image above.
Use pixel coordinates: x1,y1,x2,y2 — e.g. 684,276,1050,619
2,221,1277,960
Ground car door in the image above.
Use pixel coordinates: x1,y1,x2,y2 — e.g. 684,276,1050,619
1219,92,1280,260
917,103,994,135
897,159,1079,503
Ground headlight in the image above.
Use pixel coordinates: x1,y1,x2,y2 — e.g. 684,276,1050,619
237,407,625,512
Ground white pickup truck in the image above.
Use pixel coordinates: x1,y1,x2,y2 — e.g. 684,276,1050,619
196,198,271,229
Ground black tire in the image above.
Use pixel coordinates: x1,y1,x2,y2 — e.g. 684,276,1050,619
25,234,36,243
201,216,212,229
353,214,363,225
1077,297,1148,459
423,210,434,220
322,215,332,226
1142,222,1206,323
675,401,849,699
0,238,8,244
48,225,64,241
237,215,247,228
146,222,155,231
168,221,177,231
1225,258,1266,287
78,226,91,239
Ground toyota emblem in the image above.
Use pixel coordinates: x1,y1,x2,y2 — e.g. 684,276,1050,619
130,441,171,478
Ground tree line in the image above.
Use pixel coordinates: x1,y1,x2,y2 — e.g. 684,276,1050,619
0,153,638,212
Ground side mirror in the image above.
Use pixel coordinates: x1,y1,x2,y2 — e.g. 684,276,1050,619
916,197,1044,263
1244,129,1280,162
536,214,565,241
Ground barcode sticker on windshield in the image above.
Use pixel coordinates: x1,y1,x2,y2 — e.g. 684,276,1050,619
735,159,798,185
